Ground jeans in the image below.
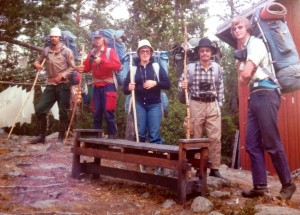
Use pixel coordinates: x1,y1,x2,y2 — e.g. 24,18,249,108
93,84,117,135
35,83,70,122
136,102,162,144
246,89,292,186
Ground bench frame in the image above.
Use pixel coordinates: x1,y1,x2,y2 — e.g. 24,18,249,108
71,129,210,203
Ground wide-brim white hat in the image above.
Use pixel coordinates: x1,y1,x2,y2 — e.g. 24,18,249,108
137,39,154,53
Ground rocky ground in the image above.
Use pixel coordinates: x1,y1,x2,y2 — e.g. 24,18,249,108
0,132,299,215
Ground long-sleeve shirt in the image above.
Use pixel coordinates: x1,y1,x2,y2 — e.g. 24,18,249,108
178,61,225,107
35,44,75,85
83,46,122,87
123,58,170,106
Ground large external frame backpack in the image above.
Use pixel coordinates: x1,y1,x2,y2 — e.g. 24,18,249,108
251,3,300,93
90,29,126,87
178,61,221,104
44,30,80,85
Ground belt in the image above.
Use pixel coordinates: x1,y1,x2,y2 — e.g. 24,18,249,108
191,96,216,103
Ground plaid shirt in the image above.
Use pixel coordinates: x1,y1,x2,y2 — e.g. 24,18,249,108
179,61,225,106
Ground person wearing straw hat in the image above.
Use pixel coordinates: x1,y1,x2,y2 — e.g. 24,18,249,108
178,38,225,179
31,27,76,146
231,16,296,200
123,39,170,173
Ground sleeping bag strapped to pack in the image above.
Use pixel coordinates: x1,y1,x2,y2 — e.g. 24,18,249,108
90,29,127,86
251,3,300,93
44,30,81,85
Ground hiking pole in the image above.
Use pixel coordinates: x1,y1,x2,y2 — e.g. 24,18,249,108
183,22,191,139
64,45,85,145
7,58,46,141
129,51,139,142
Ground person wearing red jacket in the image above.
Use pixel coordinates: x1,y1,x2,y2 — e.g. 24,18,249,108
78,31,121,138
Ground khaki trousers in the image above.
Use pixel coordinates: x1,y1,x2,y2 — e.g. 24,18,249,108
189,100,222,169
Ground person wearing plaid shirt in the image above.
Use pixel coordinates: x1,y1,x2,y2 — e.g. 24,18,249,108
178,38,225,179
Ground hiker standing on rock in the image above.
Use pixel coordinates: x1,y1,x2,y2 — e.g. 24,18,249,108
231,16,296,199
31,27,76,146
77,31,121,139
178,38,225,179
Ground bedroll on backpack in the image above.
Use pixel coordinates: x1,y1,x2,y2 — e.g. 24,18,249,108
91,29,127,86
251,3,300,93
44,30,81,85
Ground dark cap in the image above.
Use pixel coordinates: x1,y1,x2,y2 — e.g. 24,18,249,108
194,38,217,55
93,30,105,38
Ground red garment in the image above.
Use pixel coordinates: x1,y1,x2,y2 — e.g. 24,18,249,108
83,46,121,87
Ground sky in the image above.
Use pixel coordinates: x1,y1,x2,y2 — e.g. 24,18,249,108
109,1,226,41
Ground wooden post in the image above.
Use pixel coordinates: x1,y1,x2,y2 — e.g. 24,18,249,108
129,52,139,142
183,22,191,139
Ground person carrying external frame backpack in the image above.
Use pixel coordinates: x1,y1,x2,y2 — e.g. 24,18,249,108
178,38,225,179
30,27,78,146
231,15,296,200
77,30,122,139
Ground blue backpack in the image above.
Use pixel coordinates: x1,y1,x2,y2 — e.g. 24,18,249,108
251,3,300,93
44,30,80,85
90,29,127,86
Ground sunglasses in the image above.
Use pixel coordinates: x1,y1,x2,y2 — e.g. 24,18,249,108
232,25,244,32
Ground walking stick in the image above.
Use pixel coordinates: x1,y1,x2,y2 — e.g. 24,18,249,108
129,51,139,142
64,45,85,145
183,22,191,139
7,59,46,141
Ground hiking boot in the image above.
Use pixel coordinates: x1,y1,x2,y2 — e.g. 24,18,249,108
242,185,268,198
30,118,47,144
57,120,67,146
209,169,226,179
279,182,296,200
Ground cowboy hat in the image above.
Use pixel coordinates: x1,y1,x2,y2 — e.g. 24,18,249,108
194,38,217,55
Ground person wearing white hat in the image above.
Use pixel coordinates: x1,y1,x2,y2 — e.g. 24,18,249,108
31,27,76,146
123,39,170,173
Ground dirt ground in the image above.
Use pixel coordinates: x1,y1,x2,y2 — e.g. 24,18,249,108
0,132,299,215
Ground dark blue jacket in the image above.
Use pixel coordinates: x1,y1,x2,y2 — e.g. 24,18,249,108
123,57,170,106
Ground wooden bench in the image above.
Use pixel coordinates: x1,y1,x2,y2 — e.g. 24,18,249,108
71,129,211,203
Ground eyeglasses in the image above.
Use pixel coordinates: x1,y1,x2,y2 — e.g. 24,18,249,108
232,25,244,32
139,49,151,55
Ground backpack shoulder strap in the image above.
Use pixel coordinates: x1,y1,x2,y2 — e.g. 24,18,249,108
152,62,160,82
106,47,111,59
187,62,196,84
211,61,220,84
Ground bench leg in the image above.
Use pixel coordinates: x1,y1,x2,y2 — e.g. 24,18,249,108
177,144,187,203
92,158,101,179
71,139,81,178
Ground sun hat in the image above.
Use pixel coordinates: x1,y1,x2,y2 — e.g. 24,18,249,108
137,39,154,54
194,38,217,55
49,27,61,37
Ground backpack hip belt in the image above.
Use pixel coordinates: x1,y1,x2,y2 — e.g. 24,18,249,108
93,77,114,83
